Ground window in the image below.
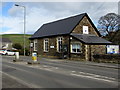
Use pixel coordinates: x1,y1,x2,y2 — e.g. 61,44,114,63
71,43,81,53
44,39,49,52
83,26,89,34
34,39,37,51
57,37,63,52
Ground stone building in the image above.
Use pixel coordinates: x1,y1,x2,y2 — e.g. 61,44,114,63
29,13,111,61
0,38,12,49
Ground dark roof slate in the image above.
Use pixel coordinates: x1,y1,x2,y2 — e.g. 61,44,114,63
30,13,101,39
71,33,111,45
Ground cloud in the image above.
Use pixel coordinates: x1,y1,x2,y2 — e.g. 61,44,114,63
2,2,118,34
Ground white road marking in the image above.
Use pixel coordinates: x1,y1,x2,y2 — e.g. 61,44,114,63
79,71,116,81
2,71,41,88
71,71,76,73
71,73,117,83
44,68,53,71
55,67,59,69
43,65,48,67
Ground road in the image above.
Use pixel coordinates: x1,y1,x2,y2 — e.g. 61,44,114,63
1,56,119,88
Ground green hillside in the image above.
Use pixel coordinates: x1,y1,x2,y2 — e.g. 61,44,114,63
1,34,32,49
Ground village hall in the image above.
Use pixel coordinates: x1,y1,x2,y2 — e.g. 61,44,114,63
29,13,111,61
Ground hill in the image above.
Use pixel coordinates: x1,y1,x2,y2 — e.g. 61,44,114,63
1,34,32,48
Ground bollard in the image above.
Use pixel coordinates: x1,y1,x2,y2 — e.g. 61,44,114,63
32,52,37,62
28,52,40,64
13,52,22,62
15,52,19,60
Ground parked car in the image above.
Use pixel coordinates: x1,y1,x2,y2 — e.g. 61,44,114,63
0,49,7,55
0,49,15,56
6,50,15,56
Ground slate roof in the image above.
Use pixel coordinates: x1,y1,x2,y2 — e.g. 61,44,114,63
30,13,101,39
1,38,12,43
71,33,111,45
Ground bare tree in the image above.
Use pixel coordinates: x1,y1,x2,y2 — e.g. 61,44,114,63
97,13,120,41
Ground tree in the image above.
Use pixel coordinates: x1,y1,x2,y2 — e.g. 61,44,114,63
97,13,120,41
12,43,22,50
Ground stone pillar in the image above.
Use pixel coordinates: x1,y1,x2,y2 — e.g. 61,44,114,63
85,45,91,61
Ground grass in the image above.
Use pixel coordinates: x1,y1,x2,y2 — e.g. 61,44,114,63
1,34,32,49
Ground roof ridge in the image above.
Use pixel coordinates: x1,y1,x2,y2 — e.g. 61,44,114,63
44,13,86,25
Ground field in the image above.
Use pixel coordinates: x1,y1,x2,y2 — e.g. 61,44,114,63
1,34,32,48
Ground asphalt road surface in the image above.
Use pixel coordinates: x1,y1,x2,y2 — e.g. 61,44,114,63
1,56,119,89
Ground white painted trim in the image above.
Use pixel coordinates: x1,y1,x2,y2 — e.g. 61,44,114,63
43,38,49,52
34,39,37,51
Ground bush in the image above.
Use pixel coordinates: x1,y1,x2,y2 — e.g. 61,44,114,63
19,48,30,56
12,43,22,50
12,43,30,56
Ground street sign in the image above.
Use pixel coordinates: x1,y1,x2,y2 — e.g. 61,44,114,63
32,52,37,62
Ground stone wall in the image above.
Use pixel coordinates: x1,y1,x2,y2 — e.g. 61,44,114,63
32,35,70,58
91,45,106,55
72,16,99,36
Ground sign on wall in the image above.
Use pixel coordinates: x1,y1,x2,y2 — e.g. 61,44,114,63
107,45,119,54
50,46,54,48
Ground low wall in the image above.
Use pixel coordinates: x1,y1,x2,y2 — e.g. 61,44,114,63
93,54,120,64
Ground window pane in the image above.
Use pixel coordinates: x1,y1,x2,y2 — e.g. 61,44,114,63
72,49,76,52
72,44,76,49
77,49,80,52
72,44,81,53
57,37,62,52
44,39,49,52
77,44,80,49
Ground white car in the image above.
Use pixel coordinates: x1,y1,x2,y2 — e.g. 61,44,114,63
6,50,15,56
0,49,7,55
0,49,15,56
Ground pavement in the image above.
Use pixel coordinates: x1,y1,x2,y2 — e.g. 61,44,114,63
1,55,119,69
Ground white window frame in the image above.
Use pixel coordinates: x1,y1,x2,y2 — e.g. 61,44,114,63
34,39,37,51
71,43,81,53
57,37,63,52
44,38,49,52
83,26,89,34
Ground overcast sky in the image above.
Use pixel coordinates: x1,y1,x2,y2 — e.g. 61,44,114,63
1,1,119,34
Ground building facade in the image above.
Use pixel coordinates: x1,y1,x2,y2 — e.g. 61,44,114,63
0,38,12,49
30,13,111,61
